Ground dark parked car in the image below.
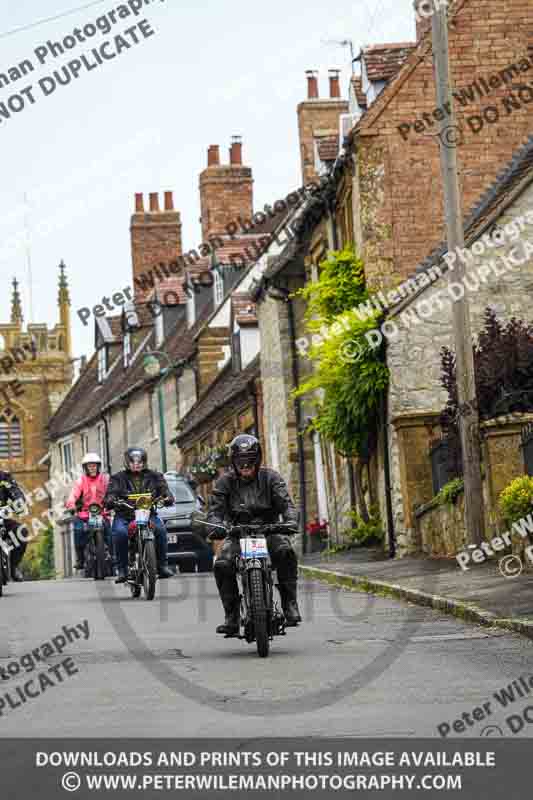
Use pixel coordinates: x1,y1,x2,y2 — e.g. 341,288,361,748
159,474,213,573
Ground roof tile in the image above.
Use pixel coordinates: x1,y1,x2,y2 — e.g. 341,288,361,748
362,42,416,82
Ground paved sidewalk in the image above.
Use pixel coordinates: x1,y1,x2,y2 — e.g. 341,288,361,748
300,547,533,639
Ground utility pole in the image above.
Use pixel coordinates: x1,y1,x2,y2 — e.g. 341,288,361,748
431,3,484,546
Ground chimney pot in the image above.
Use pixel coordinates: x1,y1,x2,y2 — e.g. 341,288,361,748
329,69,341,98
135,193,144,213
149,192,160,212
164,191,174,211
207,145,220,166
414,0,433,41
230,135,243,165
306,70,319,99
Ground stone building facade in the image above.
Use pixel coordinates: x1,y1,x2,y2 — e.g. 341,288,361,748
386,140,533,553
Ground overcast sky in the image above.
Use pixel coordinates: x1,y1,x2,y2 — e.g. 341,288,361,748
0,0,416,359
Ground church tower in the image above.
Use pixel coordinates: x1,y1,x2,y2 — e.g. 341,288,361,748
58,260,72,359
0,263,74,540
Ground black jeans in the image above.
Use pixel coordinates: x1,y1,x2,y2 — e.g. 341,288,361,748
2,519,27,569
213,534,298,613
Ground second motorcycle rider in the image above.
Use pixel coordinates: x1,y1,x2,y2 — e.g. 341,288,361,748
105,447,175,583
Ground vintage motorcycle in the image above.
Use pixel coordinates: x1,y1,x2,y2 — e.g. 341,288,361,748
204,512,294,658
83,503,113,581
115,493,164,601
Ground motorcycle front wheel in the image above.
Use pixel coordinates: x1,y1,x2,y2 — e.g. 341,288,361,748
0,551,5,597
249,568,270,658
94,529,106,581
143,540,157,600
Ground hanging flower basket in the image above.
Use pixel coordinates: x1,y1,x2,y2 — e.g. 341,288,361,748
190,459,218,485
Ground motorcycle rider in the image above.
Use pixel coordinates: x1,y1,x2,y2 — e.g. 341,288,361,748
65,453,111,570
0,468,27,582
104,447,174,583
207,434,302,636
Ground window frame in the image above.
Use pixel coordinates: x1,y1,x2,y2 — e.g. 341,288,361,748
213,270,224,306
123,332,132,368
96,424,108,472
60,439,74,475
0,409,23,459
97,346,108,383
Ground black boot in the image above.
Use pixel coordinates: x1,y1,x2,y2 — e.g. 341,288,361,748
12,567,24,582
74,545,85,571
216,607,239,636
115,567,127,584
279,581,302,627
159,564,174,579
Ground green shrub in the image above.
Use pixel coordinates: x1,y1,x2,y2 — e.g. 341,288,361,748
499,476,533,525
343,507,384,546
435,478,464,506
20,524,56,581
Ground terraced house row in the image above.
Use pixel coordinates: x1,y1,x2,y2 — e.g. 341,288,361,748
39,0,533,574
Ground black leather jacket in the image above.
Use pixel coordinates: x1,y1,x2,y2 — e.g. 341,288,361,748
104,469,174,521
0,471,26,521
207,467,299,530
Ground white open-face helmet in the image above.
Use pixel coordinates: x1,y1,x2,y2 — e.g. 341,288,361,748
82,452,102,475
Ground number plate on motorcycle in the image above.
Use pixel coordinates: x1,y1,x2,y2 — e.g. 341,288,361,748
135,509,150,524
240,537,268,558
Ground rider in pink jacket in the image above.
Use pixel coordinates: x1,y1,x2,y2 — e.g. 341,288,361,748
66,472,110,521
66,453,111,569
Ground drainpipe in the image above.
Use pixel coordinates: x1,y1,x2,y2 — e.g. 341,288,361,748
287,294,308,555
381,339,395,559
101,413,112,473
248,381,260,437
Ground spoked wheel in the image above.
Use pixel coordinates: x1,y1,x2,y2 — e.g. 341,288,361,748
143,540,157,600
94,529,106,581
249,568,270,658
84,544,94,579
130,584,141,598
0,551,5,597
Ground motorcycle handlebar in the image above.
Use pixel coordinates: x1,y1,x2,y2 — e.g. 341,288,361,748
110,495,165,512
201,520,298,541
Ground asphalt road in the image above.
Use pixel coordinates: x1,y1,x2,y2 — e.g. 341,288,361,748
1,574,532,738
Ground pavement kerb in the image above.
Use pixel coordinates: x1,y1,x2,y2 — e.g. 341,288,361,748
299,564,533,640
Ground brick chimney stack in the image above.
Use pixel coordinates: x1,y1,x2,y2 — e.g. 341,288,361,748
306,70,319,99
414,0,433,41
207,145,220,166
297,70,349,185
230,135,243,165
329,69,341,98
199,138,253,242
130,191,183,302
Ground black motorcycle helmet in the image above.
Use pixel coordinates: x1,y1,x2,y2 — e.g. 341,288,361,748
230,434,262,478
124,447,148,471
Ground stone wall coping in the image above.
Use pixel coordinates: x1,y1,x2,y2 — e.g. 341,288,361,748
391,411,442,431
481,412,533,436
414,487,464,521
